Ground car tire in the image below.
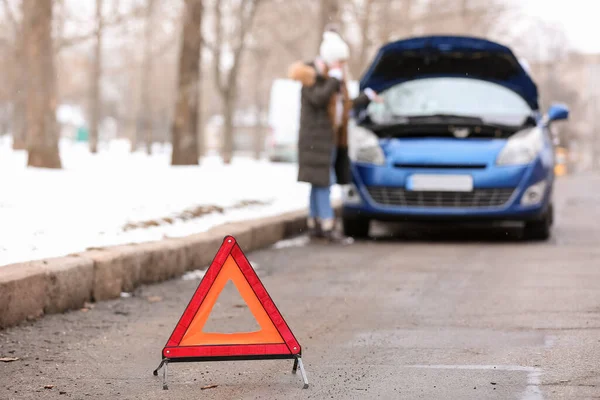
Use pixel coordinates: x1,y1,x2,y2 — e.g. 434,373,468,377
523,205,553,241
343,218,370,239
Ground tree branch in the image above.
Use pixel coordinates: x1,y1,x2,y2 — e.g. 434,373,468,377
228,0,261,85
201,37,216,53
1,0,18,31
55,5,146,51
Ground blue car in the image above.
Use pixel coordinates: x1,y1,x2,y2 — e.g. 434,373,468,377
342,35,569,240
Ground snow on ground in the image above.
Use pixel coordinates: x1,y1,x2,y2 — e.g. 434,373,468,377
0,136,341,267
272,235,311,249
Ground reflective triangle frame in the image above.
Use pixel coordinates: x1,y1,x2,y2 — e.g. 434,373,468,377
153,235,308,390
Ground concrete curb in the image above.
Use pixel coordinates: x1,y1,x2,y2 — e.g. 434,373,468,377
0,208,313,329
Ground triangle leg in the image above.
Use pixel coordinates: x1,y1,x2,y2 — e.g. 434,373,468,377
153,358,167,376
162,361,169,390
292,357,298,374
296,357,309,389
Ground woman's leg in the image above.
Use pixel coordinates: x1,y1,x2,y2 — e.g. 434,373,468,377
308,185,322,237
321,148,338,233
309,185,318,218
314,185,334,231
320,147,348,242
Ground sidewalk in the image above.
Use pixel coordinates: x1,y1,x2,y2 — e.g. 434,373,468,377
0,138,340,267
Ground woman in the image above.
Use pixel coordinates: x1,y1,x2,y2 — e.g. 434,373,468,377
288,31,380,243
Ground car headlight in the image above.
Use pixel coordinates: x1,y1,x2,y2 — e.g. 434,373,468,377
348,124,385,165
521,180,547,206
496,127,543,166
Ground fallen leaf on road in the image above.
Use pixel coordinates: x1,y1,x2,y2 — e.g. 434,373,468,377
44,385,54,389
0,357,19,362
80,308,89,312
201,385,218,390
147,296,163,303
84,302,95,309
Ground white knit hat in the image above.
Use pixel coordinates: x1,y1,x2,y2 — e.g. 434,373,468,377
319,31,349,66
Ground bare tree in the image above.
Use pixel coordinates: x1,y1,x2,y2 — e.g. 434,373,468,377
346,0,376,79
89,0,104,154
134,0,156,155
250,46,269,160
209,0,262,164
55,3,148,53
23,0,61,168
414,0,507,37
317,0,339,53
171,0,202,165
2,0,27,150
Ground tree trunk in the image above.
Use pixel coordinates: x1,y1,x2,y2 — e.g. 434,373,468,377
137,0,155,156
23,0,61,169
350,0,375,79
171,0,202,166
317,0,339,52
12,4,26,151
222,91,235,165
89,0,103,154
459,0,470,35
252,51,267,160
400,0,414,37
12,63,27,149
126,57,138,152
212,0,261,164
196,65,205,159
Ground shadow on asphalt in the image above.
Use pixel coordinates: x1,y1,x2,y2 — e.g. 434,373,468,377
364,221,534,244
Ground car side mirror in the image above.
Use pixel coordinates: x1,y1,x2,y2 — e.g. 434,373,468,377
546,103,569,123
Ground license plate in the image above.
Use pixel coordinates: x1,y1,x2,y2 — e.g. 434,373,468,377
407,174,473,192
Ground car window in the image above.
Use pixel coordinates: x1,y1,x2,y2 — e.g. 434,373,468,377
367,77,533,126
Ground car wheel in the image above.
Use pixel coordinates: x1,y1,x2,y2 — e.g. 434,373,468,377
523,206,553,241
343,218,370,238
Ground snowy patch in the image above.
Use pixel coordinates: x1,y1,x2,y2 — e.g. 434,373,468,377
182,269,207,281
0,139,342,267
272,236,310,249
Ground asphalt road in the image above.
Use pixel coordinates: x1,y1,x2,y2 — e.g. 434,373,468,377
2,173,600,399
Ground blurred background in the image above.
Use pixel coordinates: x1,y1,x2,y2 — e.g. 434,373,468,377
0,0,599,266
0,0,597,170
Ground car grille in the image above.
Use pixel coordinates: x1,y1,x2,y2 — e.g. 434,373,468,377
393,163,487,169
366,187,515,208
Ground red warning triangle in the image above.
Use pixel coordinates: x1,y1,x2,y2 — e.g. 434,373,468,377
161,236,301,361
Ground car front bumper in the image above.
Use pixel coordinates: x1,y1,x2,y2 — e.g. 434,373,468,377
342,158,553,222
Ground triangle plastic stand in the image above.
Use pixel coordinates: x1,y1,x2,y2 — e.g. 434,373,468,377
153,235,308,390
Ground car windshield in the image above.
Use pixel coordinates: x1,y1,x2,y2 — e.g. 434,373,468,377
366,77,533,127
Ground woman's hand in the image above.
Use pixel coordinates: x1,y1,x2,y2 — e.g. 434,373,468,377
371,93,384,103
328,68,344,81
328,60,346,81
364,88,384,103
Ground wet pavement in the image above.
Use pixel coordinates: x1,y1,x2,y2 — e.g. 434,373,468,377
2,173,600,399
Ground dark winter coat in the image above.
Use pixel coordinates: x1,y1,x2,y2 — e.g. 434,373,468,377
288,61,371,187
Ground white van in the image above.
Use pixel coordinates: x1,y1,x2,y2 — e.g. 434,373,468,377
266,78,359,163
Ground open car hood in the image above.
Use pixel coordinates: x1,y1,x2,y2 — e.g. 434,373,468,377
359,35,539,111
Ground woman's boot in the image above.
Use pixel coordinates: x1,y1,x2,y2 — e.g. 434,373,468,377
321,218,352,244
307,217,323,238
